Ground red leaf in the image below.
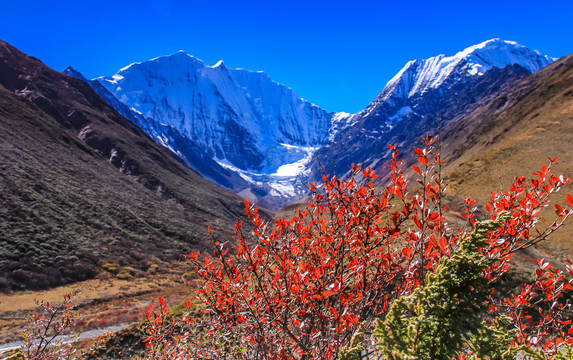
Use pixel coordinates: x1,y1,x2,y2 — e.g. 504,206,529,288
439,237,448,253
321,291,335,298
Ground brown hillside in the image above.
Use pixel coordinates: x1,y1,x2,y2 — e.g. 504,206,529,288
441,53,573,260
0,40,248,291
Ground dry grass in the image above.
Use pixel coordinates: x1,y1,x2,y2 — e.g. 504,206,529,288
440,54,573,260
0,260,198,346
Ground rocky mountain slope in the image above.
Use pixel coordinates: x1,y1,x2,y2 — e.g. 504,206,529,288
0,40,247,291
310,39,556,180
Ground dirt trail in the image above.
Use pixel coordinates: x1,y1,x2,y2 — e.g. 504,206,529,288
0,323,134,355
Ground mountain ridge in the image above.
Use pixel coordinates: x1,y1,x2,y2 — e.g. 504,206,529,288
67,39,557,208
438,52,573,264
310,39,556,181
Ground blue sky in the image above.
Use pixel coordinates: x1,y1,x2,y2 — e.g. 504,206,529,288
1,0,572,113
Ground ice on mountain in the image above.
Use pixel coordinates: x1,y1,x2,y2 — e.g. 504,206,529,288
388,106,414,124
380,39,555,102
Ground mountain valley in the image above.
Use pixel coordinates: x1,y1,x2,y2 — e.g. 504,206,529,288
1,37,572,356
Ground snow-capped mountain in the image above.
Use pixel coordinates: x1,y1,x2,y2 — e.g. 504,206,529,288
379,39,554,103
340,39,555,128
96,52,333,171
68,39,555,208
311,39,556,180
85,51,339,207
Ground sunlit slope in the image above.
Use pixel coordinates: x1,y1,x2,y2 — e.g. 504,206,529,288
441,53,573,258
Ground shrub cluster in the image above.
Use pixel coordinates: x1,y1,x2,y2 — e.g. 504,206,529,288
11,139,573,359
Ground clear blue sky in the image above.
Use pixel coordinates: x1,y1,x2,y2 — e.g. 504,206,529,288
1,0,572,113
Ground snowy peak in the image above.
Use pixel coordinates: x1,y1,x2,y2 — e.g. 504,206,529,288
311,39,557,191
129,50,205,69
95,51,334,173
92,50,341,207
379,39,555,102
213,60,225,68
458,38,556,75
100,51,207,87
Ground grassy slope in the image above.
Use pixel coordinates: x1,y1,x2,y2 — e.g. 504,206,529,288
440,53,573,262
